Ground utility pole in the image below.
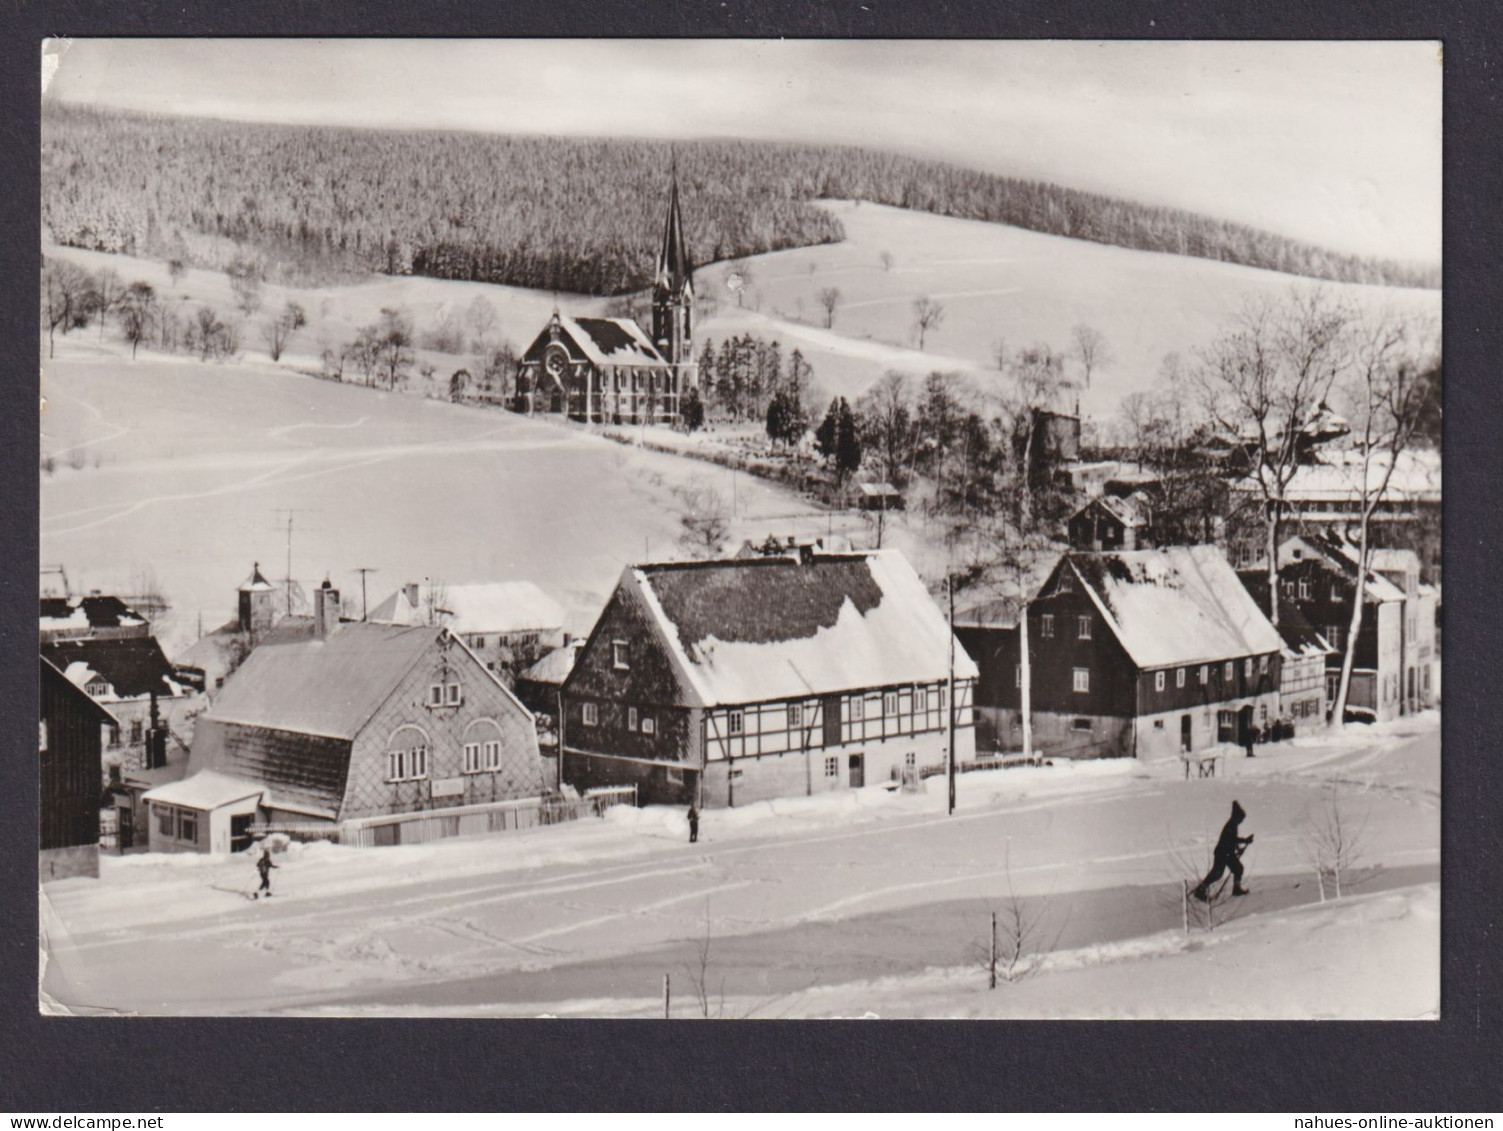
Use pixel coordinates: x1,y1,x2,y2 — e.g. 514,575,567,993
354,567,378,621
947,572,957,816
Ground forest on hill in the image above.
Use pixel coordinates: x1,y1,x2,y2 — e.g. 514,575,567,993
41,103,1439,295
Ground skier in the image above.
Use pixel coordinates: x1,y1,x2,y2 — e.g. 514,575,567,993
1192,800,1253,901
687,804,699,845
255,846,278,899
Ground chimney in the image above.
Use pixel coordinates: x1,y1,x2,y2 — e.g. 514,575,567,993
404,581,420,608
315,578,340,638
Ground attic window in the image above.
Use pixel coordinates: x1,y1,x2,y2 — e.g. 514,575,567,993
86,680,109,697
1077,616,1092,640
612,640,630,670
1040,614,1055,639
1058,570,1073,593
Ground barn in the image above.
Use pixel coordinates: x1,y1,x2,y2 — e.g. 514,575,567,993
41,656,118,880
560,547,976,807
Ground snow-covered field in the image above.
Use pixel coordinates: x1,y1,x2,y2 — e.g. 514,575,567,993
39,345,851,654
39,713,1439,1018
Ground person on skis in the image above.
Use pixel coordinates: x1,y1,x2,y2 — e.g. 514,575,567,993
255,845,278,898
1193,800,1253,901
687,804,700,845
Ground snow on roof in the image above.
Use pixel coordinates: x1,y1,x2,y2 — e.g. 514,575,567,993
205,621,438,739
628,549,977,707
562,315,670,368
238,563,276,592
857,482,901,498
1067,547,1283,670
953,597,1022,630
41,656,118,726
141,769,264,811
1255,448,1441,503
521,640,584,687
1279,535,1408,603
39,594,148,634
1074,494,1148,528
1235,572,1334,658
42,636,183,701
370,581,564,635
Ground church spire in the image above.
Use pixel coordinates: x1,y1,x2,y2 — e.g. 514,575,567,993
655,166,692,294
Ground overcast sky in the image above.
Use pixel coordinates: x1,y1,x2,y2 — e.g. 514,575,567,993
43,39,1441,265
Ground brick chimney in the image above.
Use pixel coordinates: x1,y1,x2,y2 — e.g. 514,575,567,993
315,578,341,638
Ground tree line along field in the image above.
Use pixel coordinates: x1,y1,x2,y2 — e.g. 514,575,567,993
42,103,1439,296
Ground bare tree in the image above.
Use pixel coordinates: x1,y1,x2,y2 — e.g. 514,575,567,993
1070,323,1113,389
41,259,93,358
913,295,946,350
262,301,307,362
991,337,1010,372
973,841,1063,987
817,287,842,329
1302,782,1374,901
683,903,727,1019
466,294,499,348
118,281,157,360
92,267,124,341
167,258,186,287
677,486,731,559
1193,288,1354,627
856,372,915,487
1329,314,1437,727
226,256,264,318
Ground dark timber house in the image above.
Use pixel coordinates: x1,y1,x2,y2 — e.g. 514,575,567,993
961,547,1283,759
41,656,118,880
561,548,977,807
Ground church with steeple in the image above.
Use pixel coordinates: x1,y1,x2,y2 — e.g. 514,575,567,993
512,174,698,425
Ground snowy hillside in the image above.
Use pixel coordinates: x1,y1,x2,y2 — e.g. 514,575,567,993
697,201,1441,414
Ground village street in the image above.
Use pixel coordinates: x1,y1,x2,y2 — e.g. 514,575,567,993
40,714,1439,1017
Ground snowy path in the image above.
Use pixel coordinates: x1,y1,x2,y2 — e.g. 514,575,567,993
39,719,1439,1017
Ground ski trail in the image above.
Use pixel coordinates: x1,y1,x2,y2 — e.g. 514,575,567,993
839,286,1023,312
41,386,132,460
512,881,757,945
268,416,371,441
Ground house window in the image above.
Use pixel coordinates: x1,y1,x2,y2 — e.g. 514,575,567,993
1224,662,1234,681
788,703,803,728
430,684,444,707
1199,665,1209,685
178,812,197,843
1217,710,1236,743
728,709,744,734
464,742,482,773
1155,671,1165,692
1071,717,1092,732
1244,658,1253,679
1176,668,1186,689
1260,704,1268,726
446,682,462,706
883,691,898,716
389,749,406,780
612,640,630,670
1153,719,1165,730
850,697,864,722
1077,615,1092,640
1058,571,1073,593
130,718,144,744
86,680,109,697
485,741,501,770
1040,614,1055,639
824,756,838,778
1259,654,1269,674
628,707,638,731
411,745,427,778
1015,665,1022,689
1073,668,1090,693
1298,578,1311,600
582,702,599,727
642,716,656,736
157,806,174,838
904,752,916,770
1327,625,1344,650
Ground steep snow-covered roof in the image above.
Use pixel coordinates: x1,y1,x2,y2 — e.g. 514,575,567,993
1259,448,1441,503
1066,547,1283,670
39,595,148,635
625,550,977,707
562,316,670,367
42,636,185,701
521,640,584,687
1278,534,1408,603
370,581,564,635
205,622,438,739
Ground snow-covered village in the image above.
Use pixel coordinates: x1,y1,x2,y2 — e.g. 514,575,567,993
37,40,1441,1020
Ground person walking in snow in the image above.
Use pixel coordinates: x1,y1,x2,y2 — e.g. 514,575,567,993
687,804,699,844
1244,723,1258,758
1193,800,1253,901
255,846,278,898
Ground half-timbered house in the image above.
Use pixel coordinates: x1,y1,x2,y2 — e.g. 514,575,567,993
560,548,976,807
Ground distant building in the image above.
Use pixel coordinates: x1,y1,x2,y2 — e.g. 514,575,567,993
369,580,566,681
561,548,976,807
856,482,904,512
41,634,194,784
40,594,151,643
145,615,544,852
1066,493,1152,552
960,547,1284,760
513,174,697,425
41,657,118,880
515,639,586,756
176,563,320,692
1236,574,1335,727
